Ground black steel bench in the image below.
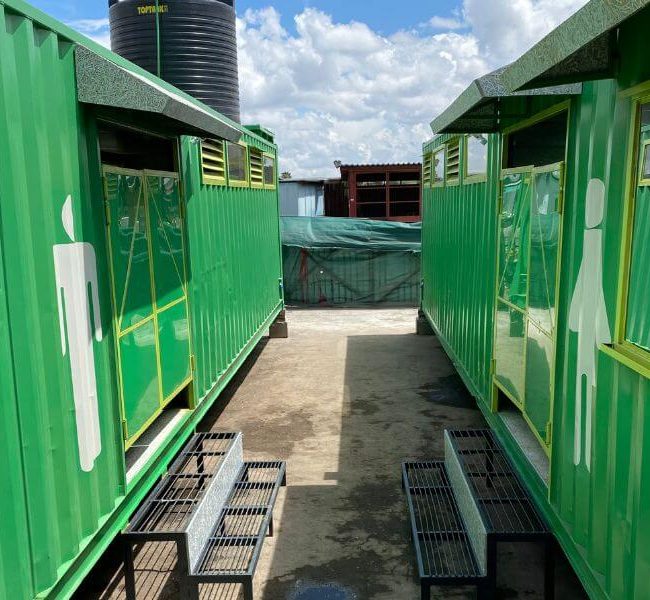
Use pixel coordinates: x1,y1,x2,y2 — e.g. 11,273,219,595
403,460,486,599
403,429,554,600
123,432,286,600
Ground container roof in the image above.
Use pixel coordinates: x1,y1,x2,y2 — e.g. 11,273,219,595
75,47,241,142
430,67,581,134
501,0,650,91
1,0,275,145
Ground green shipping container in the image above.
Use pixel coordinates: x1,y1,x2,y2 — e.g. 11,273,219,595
421,2,650,598
0,1,283,597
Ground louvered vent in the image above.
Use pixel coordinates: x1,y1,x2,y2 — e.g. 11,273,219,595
422,153,432,188
250,149,263,187
201,139,226,185
446,139,460,182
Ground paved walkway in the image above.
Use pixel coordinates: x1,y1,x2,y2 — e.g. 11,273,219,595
76,308,585,600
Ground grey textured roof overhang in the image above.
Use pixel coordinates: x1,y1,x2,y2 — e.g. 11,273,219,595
501,0,650,91
75,46,242,142
430,67,581,134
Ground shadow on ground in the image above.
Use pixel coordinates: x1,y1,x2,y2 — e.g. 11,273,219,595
73,309,586,600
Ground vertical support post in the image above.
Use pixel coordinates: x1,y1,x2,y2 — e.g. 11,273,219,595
385,168,390,219
420,581,431,600
544,537,556,600
123,539,137,600
177,542,200,600
349,170,357,217
243,578,254,600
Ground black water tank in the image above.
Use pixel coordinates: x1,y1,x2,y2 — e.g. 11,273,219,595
109,0,241,122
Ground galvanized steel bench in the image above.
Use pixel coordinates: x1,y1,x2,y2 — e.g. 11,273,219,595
123,432,286,600
403,429,554,600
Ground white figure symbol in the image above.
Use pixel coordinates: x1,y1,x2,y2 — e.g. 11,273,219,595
53,196,103,472
568,179,611,471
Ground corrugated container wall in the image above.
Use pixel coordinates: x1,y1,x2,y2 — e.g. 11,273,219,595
0,2,285,598
0,4,123,597
420,10,650,599
181,133,283,401
421,134,500,402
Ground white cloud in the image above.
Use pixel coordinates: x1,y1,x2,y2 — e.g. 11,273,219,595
238,1,588,177
462,0,588,64
68,17,111,48
65,1,590,177
426,16,466,30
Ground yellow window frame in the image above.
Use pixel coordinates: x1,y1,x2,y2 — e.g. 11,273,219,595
226,141,250,187
609,84,650,378
464,134,489,183
263,153,277,190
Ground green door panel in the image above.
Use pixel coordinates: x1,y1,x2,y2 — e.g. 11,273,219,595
146,175,186,309
158,299,191,401
494,165,563,451
495,170,532,403
626,127,650,351
495,299,527,404
119,319,160,438
529,168,562,336
104,168,190,444
497,172,531,309
525,319,553,441
104,172,153,332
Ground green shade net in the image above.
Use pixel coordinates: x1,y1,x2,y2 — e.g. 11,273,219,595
281,217,421,306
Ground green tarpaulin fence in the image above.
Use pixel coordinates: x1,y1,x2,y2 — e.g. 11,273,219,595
281,216,421,306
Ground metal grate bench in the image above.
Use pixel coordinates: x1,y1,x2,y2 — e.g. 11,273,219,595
403,429,554,600
123,432,286,600
402,460,485,599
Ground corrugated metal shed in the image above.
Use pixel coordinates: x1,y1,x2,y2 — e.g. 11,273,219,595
279,180,325,217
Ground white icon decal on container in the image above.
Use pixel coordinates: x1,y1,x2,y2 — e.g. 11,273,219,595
53,195,103,472
568,178,611,471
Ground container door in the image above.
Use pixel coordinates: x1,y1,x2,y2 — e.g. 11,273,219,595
494,168,533,406
104,168,191,446
104,168,160,443
523,164,563,446
145,172,191,404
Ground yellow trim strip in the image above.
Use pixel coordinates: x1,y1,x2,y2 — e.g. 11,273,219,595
157,295,186,314
118,314,155,338
501,100,570,136
601,344,650,380
161,376,193,409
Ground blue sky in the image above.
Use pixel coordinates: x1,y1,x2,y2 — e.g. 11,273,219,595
28,0,463,35
25,0,587,176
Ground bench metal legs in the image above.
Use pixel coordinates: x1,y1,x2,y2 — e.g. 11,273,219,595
123,540,137,600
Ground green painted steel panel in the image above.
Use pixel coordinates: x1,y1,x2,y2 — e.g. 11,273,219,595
119,321,160,437
0,2,284,598
0,192,33,600
422,10,650,598
181,133,283,405
105,172,153,330
0,5,124,597
421,134,501,403
158,299,191,399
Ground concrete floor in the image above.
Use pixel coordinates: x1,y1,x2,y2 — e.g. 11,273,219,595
76,308,586,600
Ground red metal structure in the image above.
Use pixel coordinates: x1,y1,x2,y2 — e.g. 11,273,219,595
339,163,421,222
